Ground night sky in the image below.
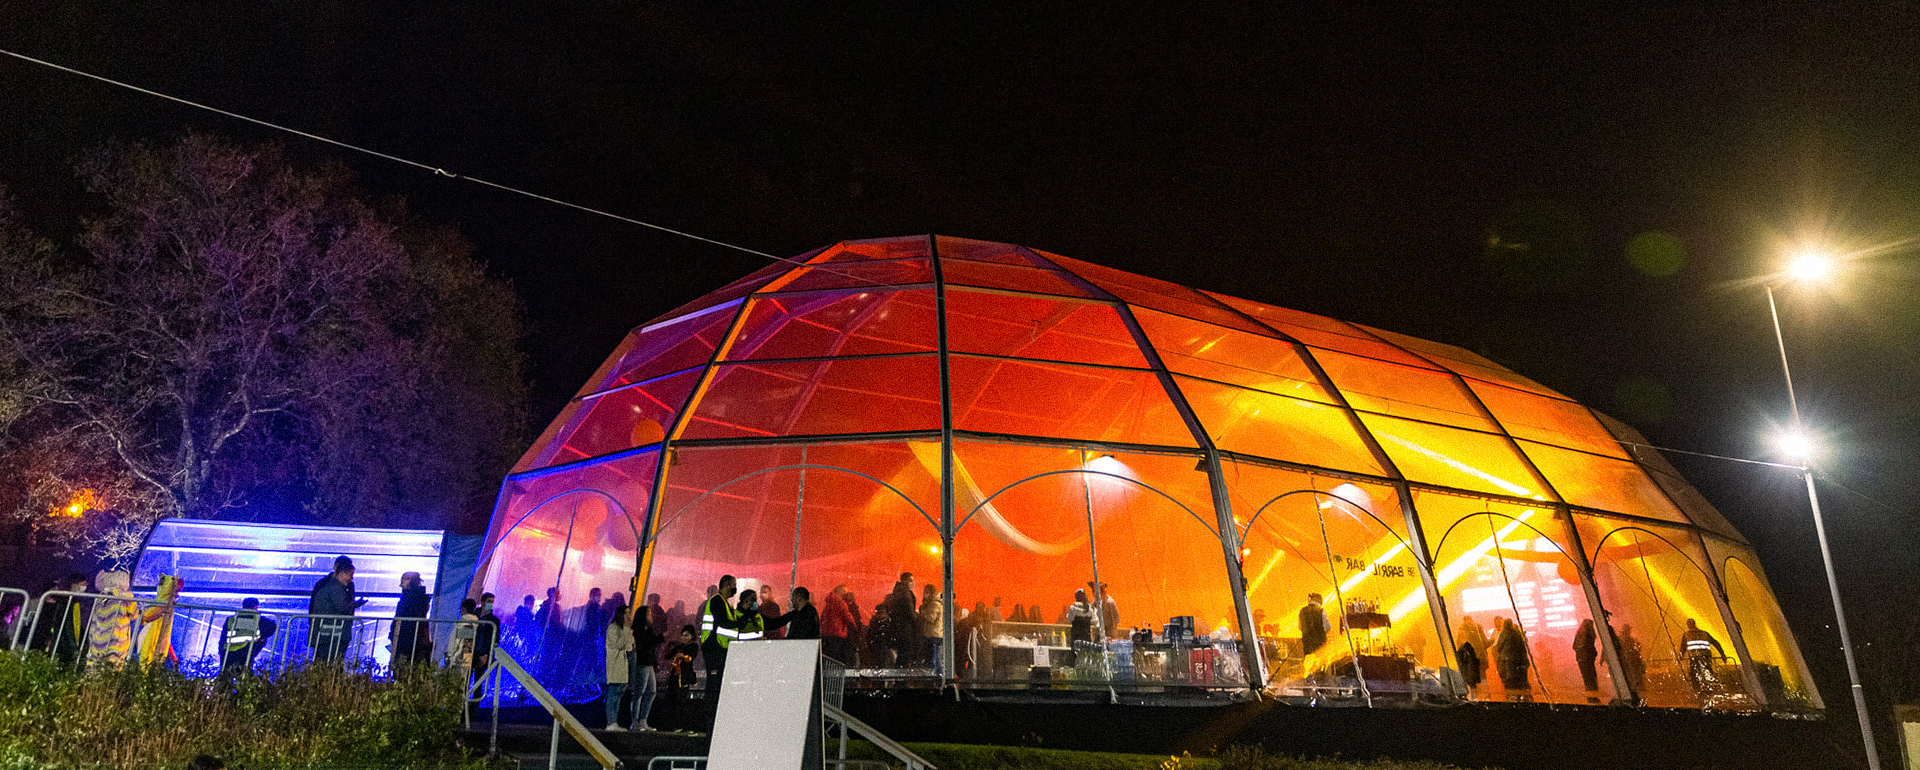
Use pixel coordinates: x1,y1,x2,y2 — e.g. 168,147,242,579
5,2,1920,755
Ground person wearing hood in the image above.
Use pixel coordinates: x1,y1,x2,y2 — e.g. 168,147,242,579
391,572,432,666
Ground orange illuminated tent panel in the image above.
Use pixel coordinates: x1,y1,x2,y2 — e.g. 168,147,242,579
476,236,1815,712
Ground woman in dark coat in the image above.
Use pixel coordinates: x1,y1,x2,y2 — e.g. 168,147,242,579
628,605,666,731
1492,617,1532,702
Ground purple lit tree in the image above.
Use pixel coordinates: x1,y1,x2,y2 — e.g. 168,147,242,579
0,135,527,563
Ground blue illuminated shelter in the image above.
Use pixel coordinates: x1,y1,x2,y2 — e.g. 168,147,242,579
131,518,478,667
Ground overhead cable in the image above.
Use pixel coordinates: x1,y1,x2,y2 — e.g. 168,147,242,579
0,45,876,282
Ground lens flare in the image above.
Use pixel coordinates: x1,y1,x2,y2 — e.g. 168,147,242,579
1785,252,1832,283
1774,428,1817,464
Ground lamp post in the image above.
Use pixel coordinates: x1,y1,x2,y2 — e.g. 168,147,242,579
1765,254,1880,770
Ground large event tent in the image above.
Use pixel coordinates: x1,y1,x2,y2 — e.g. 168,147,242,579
475,235,1816,711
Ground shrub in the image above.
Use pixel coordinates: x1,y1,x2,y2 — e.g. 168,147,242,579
0,652,492,769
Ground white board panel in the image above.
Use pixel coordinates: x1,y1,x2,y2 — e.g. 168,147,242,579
707,640,823,770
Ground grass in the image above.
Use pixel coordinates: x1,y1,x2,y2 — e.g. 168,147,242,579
829,740,1501,770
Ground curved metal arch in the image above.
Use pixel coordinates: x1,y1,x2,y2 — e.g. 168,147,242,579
1431,510,1575,561
955,468,1216,537
1431,508,1576,699
1239,488,1405,549
1718,555,1797,643
477,487,639,569
1586,524,1721,654
1587,525,1712,582
1582,522,1735,679
654,463,937,539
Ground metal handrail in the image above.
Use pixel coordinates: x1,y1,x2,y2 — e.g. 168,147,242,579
646,758,706,770
491,648,623,770
825,703,935,770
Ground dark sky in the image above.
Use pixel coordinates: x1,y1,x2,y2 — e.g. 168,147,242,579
5,2,1920,749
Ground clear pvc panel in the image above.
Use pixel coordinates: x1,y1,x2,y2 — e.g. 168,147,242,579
942,259,1100,299
949,441,1095,684
1362,326,1562,397
1466,380,1628,459
651,257,802,323
1036,251,1210,305
1110,285,1274,336
480,450,653,700
1174,376,1383,475
597,306,739,394
1225,464,1443,702
944,289,1149,367
1203,292,1379,339
1357,413,1546,500
1035,252,1273,335
1721,555,1819,710
727,289,938,361
935,236,1042,265
949,442,1239,688
947,355,1196,448
1416,493,1604,705
648,442,942,668
1575,515,1752,710
142,519,444,560
131,521,443,637
819,236,932,262
1087,450,1244,688
764,258,933,293
1200,295,1443,369
1592,414,1749,543
515,400,583,473
1295,334,1448,370
680,355,943,440
1133,307,1332,401
1444,360,1565,399
548,371,699,464
1519,441,1691,524
1312,348,1496,431
1359,326,1509,371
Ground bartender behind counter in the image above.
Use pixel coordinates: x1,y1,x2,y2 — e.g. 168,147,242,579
1067,589,1096,645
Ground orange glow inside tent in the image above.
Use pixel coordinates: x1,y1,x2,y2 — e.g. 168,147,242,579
476,235,1817,711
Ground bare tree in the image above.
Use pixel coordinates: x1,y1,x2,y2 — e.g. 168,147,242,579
0,135,526,562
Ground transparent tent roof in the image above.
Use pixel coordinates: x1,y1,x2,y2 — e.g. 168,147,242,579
478,236,1813,712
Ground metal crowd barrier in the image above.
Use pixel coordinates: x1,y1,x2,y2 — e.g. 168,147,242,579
18,589,289,672
1,586,32,652
6,587,497,681
264,612,497,675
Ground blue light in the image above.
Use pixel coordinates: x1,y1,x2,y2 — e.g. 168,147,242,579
131,518,450,670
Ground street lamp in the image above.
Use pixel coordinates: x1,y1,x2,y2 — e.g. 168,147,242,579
1764,254,1881,770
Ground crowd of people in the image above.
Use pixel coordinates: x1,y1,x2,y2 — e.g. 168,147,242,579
525,571,959,730
0,560,1746,723
1449,613,1724,704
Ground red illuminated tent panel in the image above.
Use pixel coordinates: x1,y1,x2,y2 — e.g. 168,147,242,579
475,236,1815,712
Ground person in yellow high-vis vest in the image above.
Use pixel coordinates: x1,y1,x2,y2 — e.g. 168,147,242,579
698,575,748,704
220,597,277,676
1680,618,1724,700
